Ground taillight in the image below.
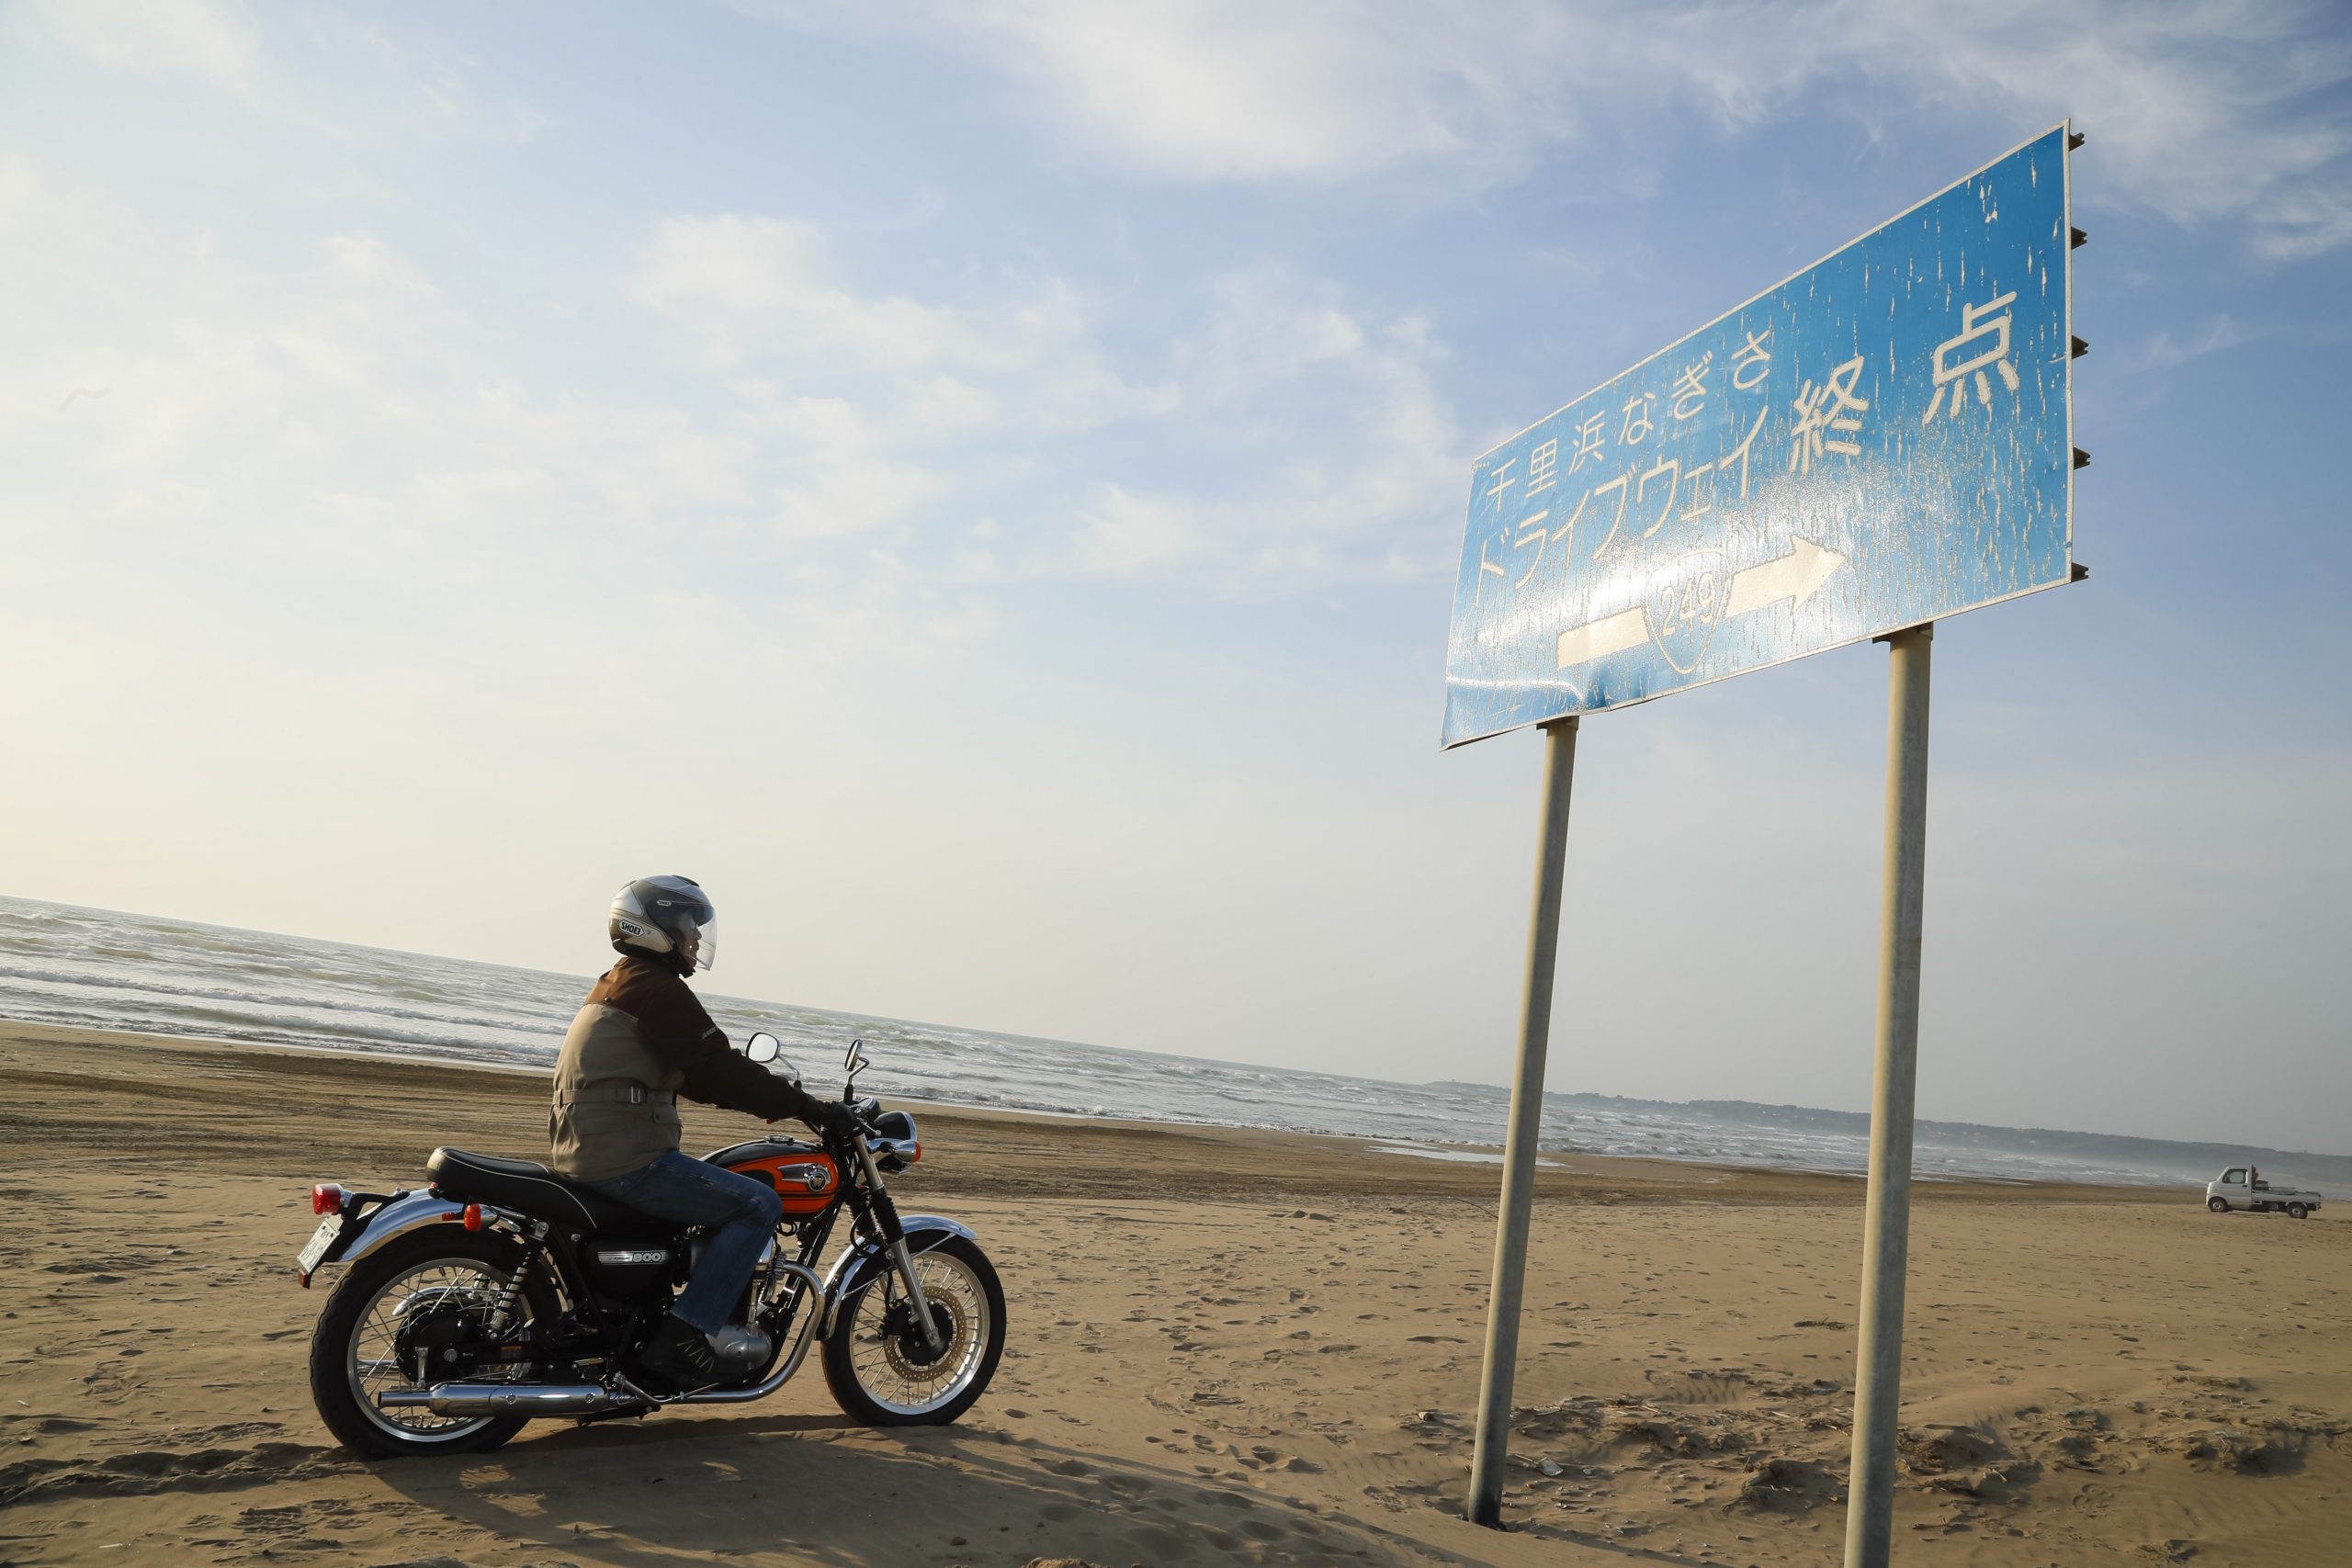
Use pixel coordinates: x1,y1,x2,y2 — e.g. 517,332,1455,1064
462,1203,484,1232
311,1184,345,1216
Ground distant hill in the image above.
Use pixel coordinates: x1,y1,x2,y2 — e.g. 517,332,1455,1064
1424,1081,2351,1188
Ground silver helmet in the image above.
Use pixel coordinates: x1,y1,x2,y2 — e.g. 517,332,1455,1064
608,874,717,974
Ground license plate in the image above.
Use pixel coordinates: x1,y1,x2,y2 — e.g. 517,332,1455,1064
296,1216,342,1275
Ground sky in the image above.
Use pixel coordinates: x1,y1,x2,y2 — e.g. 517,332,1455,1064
2,0,2347,1152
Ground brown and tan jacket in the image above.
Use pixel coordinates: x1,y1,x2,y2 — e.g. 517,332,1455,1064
548,954,819,1181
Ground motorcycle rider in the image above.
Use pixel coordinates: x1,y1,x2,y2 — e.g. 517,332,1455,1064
549,875,853,1392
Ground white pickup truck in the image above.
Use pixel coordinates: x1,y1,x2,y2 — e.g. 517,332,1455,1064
2205,1166,2322,1219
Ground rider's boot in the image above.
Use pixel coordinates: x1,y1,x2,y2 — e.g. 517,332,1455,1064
633,1313,720,1395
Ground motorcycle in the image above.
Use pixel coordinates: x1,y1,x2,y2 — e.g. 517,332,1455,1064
293,1035,1004,1459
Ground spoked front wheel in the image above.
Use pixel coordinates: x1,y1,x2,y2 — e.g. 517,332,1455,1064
821,1234,1005,1426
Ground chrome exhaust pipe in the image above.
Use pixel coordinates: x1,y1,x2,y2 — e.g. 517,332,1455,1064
376,1382,643,1417
376,1258,831,1419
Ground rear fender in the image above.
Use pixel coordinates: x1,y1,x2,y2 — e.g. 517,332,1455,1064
324,1190,529,1273
820,1214,976,1336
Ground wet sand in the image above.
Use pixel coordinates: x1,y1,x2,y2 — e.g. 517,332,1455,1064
1,1022,2342,1567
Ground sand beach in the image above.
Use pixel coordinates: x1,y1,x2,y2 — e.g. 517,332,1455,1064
0,1022,2344,1568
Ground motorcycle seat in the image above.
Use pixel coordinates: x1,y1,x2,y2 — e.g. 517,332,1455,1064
425,1146,664,1235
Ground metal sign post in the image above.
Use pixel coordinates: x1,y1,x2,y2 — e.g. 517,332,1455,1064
1844,624,1933,1566
1466,716,1578,1527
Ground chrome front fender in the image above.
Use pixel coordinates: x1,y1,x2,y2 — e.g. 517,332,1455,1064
820,1214,978,1337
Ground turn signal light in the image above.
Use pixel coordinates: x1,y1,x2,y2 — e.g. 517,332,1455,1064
311,1184,345,1216
462,1203,484,1232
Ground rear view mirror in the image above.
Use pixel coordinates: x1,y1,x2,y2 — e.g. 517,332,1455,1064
744,1032,782,1065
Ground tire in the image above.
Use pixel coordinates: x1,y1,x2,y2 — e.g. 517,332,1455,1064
308,1229,559,1460
821,1234,1005,1427
2288,1203,2309,1220
2208,1197,2230,1213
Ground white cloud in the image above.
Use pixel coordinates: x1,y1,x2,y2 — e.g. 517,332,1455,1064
926,0,1576,184
741,390,954,541
2247,180,2352,262
1821,0,2352,258
1073,486,1206,573
1064,267,1462,586
32,0,260,95
758,0,2352,255
637,214,1088,374
637,221,1465,585
7,125,1453,604
1178,267,1374,405
634,211,1179,463
2132,313,2247,372
27,0,537,143
904,374,1001,432
1,163,836,641
749,0,1575,184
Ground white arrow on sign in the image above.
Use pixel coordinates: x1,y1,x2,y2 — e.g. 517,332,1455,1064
1555,538,1849,671
1554,607,1650,670
1724,536,1848,617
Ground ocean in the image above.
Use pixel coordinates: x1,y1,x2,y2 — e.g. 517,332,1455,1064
1,895,2337,1191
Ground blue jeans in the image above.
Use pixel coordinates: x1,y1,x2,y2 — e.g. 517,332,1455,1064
583,1151,783,1336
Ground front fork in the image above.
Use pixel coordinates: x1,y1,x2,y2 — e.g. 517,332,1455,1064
853,1135,945,1356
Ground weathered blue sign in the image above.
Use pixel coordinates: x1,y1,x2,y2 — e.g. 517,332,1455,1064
1442,126,2076,747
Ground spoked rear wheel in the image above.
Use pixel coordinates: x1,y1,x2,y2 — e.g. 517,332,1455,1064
308,1230,556,1459
821,1234,1005,1426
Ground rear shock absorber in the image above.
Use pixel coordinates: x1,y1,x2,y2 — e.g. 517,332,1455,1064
487,1221,549,1335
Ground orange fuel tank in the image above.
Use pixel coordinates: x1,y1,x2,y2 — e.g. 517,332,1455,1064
705,1136,842,1219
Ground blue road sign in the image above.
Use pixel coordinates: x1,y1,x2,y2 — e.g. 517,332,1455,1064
1442,125,2075,748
